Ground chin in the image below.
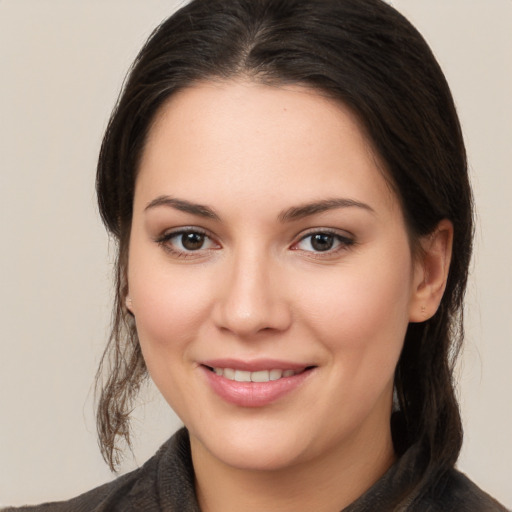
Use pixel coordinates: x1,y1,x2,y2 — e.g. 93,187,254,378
207,441,305,472
189,419,314,472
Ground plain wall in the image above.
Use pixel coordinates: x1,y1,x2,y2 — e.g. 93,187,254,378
0,0,510,507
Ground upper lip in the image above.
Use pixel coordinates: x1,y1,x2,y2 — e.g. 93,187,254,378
201,358,315,372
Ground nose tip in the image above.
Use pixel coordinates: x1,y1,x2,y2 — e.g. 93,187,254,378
213,259,292,338
218,300,289,337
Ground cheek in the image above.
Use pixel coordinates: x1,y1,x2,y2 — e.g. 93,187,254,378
297,248,413,374
128,262,216,418
135,281,202,343
128,252,214,365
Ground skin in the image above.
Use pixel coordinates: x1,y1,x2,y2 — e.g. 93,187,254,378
126,80,452,512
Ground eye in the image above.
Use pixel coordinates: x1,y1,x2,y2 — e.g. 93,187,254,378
156,228,219,255
293,231,354,253
176,232,208,251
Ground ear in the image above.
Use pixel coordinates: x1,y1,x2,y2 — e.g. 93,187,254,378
125,296,134,314
409,219,453,322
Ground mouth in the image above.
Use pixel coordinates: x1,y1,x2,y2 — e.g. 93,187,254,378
203,366,314,383
200,361,317,407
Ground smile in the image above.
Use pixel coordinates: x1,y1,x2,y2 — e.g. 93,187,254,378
209,367,304,382
201,362,316,407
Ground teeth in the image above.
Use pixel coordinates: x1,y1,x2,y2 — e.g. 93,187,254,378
223,368,235,379
212,367,299,382
234,370,251,382
251,370,269,382
269,369,283,380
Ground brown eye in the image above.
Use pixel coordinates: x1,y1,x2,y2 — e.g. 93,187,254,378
310,233,334,251
294,231,354,254
157,228,219,256
181,232,205,250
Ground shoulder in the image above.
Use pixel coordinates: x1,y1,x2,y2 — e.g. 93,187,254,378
2,429,196,512
417,469,509,512
1,458,158,512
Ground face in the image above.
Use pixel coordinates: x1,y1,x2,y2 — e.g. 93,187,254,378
127,81,423,472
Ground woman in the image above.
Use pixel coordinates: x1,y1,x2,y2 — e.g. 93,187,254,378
4,0,509,510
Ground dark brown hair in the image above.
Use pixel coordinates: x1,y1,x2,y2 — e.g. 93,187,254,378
95,0,473,494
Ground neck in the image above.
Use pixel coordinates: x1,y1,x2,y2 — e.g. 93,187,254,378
191,420,396,512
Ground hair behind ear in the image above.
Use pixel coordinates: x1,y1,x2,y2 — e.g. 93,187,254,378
95,239,148,471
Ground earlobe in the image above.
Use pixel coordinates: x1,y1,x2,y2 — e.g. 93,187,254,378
409,219,453,323
125,296,134,314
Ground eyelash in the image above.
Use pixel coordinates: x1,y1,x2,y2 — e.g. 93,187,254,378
154,227,355,259
292,229,355,257
155,227,219,259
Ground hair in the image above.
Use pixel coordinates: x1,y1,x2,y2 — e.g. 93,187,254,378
95,0,473,496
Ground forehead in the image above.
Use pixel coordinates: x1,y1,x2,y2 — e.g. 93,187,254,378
136,80,398,216
144,79,373,163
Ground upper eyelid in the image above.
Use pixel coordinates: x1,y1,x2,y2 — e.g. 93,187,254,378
155,228,220,258
156,226,212,241
291,228,356,251
295,227,354,241
154,226,354,249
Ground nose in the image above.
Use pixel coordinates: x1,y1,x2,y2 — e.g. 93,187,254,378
212,247,292,338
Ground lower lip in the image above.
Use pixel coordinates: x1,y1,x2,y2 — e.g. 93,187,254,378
201,366,314,407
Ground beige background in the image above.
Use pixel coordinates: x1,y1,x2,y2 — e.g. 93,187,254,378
0,0,511,508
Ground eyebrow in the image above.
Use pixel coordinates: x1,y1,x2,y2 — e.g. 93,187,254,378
144,195,374,222
278,198,375,222
144,196,220,220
